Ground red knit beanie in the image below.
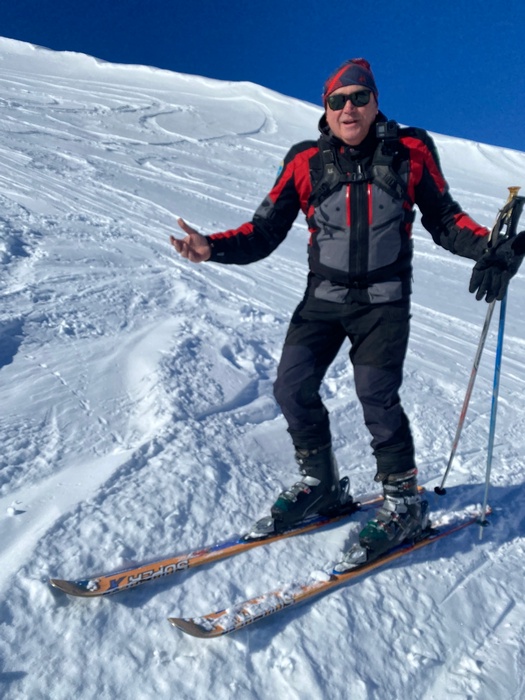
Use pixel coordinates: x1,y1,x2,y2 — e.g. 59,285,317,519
323,58,378,105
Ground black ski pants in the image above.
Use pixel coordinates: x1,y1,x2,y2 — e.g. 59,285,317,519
273,293,415,478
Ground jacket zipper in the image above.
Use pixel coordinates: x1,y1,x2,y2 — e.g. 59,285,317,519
349,165,370,280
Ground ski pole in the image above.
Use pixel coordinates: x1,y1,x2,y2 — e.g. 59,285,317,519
479,293,507,535
478,188,524,534
434,301,495,495
435,187,523,498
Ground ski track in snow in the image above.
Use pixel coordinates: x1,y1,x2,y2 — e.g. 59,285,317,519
1,38,525,700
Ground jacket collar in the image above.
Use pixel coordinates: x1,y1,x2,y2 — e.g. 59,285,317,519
318,110,389,156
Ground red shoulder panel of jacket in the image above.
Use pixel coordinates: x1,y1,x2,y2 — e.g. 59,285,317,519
399,134,447,199
290,145,319,213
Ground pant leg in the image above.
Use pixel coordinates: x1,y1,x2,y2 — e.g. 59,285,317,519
273,300,346,450
344,301,415,478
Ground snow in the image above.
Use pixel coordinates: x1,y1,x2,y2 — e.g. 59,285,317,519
1,36,525,699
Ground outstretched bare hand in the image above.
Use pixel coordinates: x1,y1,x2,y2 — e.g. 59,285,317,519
170,218,211,263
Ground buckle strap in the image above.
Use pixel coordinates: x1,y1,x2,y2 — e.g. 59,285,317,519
279,477,320,504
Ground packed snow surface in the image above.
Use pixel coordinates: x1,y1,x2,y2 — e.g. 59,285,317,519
1,37,525,700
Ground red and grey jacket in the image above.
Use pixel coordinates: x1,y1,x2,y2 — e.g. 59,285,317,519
208,113,489,303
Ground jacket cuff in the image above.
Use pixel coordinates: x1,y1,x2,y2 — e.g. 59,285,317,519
207,236,228,262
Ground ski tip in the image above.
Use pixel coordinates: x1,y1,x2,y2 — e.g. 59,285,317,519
168,617,223,638
48,578,99,597
49,578,74,593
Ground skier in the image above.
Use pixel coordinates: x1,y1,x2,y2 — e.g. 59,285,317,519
170,58,525,567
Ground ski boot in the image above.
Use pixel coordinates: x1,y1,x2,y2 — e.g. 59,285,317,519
335,468,429,572
248,443,353,538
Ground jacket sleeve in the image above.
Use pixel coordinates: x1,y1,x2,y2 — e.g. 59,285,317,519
207,142,312,265
408,129,490,262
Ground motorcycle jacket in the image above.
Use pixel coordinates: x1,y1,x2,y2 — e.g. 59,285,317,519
207,112,489,304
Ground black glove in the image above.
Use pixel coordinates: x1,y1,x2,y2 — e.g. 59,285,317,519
469,231,525,303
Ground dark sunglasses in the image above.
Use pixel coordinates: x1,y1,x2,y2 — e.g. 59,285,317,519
326,90,372,110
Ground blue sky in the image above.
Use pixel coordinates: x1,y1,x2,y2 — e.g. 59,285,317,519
1,0,524,152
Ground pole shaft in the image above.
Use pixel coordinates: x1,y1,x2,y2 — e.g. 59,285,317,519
479,295,507,536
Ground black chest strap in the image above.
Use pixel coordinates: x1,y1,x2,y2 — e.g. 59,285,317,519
308,121,411,209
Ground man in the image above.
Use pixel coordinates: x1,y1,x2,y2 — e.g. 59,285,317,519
171,59,525,568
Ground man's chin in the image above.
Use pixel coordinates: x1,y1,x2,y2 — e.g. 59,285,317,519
340,126,364,145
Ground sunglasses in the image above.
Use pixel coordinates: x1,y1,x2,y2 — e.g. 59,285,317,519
326,90,372,110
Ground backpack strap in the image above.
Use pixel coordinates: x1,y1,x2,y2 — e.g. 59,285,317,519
308,145,355,208
371,121,412,205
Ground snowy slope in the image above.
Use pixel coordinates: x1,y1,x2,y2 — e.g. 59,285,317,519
1,37,525,700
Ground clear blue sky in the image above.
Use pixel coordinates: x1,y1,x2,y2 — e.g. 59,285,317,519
1,0,524,152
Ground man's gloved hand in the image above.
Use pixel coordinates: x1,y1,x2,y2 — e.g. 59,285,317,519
469,231,525,303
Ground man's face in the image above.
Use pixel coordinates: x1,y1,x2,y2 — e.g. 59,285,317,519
325,85,378,146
